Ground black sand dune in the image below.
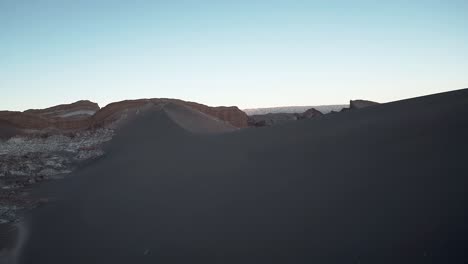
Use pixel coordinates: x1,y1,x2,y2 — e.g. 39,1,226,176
0,120,19,140
16,89,468,263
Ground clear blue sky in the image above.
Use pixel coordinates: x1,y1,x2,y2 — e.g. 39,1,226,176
1,0,467,110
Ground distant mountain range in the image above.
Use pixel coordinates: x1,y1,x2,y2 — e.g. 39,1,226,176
242,105,348,115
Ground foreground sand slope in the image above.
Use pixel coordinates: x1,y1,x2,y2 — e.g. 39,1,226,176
18,89,468,263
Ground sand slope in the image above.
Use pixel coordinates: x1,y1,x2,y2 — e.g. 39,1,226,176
17,89,468,263
163,103,237,134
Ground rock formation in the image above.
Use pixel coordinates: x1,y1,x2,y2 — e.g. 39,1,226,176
248,113,298,127
0,98,249,136
298,108,323,119
90,98,248,129
248,107,323,127
24,100,100,120
0,100,98,132
349,99,379,109
243,105,347,115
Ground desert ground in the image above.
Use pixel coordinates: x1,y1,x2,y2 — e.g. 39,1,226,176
1,89,468,263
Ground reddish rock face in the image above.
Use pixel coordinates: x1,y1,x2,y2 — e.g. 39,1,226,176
0,99,249,136
0,100,100,131
183,101,248,128
0,110,93,131
90,99,154,128
25,100,100,120
0,111,53,130
92,98,248,129
0,100,99,132
300,108,323,119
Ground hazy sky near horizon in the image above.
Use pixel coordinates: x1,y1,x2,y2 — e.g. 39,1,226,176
1,0,467,110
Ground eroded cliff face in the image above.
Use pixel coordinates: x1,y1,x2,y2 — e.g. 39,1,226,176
0,100,96,132
0,98,248,134
183,102,248,128
24,100,100,119
247,107,324,127
92,99,248,129
0,111,53,130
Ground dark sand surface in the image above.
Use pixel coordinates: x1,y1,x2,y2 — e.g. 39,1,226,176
0,120,19,140
0,224,18,253
15,89,468,263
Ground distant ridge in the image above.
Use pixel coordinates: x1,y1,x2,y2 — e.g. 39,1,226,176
242,104,347,115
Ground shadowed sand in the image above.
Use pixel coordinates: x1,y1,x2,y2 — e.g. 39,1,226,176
0,120,19,139
15,89,468,263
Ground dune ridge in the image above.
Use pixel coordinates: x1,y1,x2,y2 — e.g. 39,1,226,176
11,88,468,263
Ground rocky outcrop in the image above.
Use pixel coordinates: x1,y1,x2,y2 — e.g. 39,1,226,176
248,113,298,127
185,102,248,128
248,108,323,127
243,105,347,115
89,99,155,129
0,111,52,130
0,129,113,157
91,99,248,129
0,128,113,223
350,100,379,109
0,111,93,132
24,100,99,120
298,108,323,119
0,100,99,132
0,99,249,137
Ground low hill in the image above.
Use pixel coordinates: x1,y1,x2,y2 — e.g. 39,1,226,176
243,104,347,115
